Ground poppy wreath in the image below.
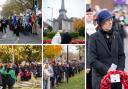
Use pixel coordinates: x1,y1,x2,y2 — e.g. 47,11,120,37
100,70,128,89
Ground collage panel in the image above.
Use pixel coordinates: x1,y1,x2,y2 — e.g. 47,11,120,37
0,45,42,89
43,0,85,44
0,0,42,44
0,0,43,89
43,45,85,89
86,0,128,89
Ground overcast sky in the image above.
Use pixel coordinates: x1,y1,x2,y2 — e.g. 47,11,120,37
0,0,6,5
0,0,7,11
62,45,79,53
43,0,85,21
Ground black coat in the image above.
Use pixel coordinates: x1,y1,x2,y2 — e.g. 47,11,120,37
88,30,125,89
86,33,90,68
86,33,92,89
61,33,72,44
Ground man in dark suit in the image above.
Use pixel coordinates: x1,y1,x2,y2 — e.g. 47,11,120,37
88,9,125,89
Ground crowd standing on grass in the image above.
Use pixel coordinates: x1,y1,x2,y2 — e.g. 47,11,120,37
43,58,85,89
0,61,42,89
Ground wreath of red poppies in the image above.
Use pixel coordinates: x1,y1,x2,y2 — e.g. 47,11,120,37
100,70,128,89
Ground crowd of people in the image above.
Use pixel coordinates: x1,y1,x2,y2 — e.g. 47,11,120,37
0,9,42,38
86,5,127,89
0,61,42,89
43,59,84,89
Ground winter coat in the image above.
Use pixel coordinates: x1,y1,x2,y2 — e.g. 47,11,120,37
88,30,125,89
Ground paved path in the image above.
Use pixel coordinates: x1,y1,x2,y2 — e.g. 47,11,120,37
0,25,42,44
14,77,42,89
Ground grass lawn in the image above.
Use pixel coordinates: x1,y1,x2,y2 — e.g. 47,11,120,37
56,71,85,89
43,37,51,40
78,36,85,40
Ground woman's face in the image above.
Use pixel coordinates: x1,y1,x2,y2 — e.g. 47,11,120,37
102,18,113,31
45,64,48,69
7,63,12,68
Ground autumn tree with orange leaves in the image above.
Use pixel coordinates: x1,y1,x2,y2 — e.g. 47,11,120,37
73,18,85,31
43,45,62,59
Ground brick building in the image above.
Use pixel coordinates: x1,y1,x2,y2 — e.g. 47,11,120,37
86,0,128,11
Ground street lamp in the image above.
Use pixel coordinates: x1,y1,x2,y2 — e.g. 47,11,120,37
12,45,14,64
67,45,69,83
48,6,53,28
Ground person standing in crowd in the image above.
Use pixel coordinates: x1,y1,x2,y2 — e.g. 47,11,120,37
28,13,32,34
112,10,127,46
43,63,50,89
23,13,30,36
37,12,42,28
51,32,61,44
88,9,125,89
6,63,16,89
2,17,7,33
86,8,96,89
61,31,72,44
32,11,37,35
12,63,19,79
12,13,17,35
0,62,16,89
0,20,2,33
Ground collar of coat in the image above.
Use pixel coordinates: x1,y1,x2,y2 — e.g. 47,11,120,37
97,30,117,56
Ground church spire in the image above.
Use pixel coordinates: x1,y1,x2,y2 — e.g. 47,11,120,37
61,0,65,10
59,0,67,13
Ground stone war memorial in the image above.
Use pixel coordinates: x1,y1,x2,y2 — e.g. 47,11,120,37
53,0,73,32
43,0,85,44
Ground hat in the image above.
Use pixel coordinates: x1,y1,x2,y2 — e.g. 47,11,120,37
96,9,112,25
86,8,92,12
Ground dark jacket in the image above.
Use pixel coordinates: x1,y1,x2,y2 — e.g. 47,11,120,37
112,18,126,40
88,30,125,89
86,33,92,89
86,33,90,68
61,32,72,44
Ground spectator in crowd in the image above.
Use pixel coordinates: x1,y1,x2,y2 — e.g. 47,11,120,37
51,32,61,44
61,32,72,44
86,8,96,89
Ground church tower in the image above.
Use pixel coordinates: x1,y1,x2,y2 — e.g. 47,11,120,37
59,0,67,17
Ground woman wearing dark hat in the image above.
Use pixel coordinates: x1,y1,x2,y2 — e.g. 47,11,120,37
88,9,125,89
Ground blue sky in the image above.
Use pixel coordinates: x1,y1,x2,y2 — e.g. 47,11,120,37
43,0,85,21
